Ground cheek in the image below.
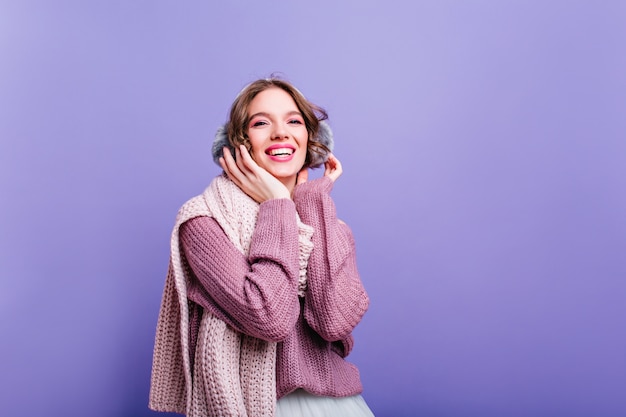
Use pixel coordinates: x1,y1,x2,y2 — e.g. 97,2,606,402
298,131,309,147
299,144,308,164
250,147,263,162
301,138,309,156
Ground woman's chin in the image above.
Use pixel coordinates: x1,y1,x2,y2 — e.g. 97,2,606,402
264,162,303,180
272,171,298,182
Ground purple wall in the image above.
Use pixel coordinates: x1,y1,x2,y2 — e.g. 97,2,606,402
1,1,625,416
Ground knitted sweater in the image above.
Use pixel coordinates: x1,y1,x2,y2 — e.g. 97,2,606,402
149,174,369,416
181,176,370,400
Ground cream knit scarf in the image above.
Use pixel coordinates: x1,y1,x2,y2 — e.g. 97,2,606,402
149,174,314,417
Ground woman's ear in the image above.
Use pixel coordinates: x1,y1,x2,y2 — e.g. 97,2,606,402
212,125,236,165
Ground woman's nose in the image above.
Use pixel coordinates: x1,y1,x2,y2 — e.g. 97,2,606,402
272,124,289,140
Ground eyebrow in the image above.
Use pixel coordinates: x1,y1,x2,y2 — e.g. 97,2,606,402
248,110,303,120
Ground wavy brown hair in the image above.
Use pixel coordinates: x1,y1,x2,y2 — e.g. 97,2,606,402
225,77,329,168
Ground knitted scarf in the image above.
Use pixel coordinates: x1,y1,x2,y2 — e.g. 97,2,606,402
149,174,314,417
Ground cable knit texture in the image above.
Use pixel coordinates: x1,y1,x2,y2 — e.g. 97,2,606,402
149,174,314,416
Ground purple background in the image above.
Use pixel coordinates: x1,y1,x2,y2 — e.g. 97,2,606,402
1,1,625,416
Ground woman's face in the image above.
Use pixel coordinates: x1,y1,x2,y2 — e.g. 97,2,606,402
246,87,308,188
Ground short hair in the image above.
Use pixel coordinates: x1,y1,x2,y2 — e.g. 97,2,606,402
225,77,330,168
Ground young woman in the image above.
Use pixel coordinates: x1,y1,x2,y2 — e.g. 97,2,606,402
149,77,374,417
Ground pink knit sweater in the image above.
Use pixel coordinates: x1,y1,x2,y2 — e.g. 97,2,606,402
180,176,370,399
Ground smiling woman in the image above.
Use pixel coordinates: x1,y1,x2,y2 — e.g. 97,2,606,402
234,87,310,195
148,77,375,417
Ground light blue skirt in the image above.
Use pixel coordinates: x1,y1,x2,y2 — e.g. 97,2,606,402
276,389,375,417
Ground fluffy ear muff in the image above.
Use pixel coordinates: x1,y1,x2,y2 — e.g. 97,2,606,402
211,125,234,165
211,121,334,167
307,120,334,168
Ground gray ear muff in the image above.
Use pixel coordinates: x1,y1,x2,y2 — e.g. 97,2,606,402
211,125,234,165
307,120,333,168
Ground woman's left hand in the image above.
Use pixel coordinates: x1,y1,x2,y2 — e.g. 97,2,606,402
324,153,342,182
294,153,341,194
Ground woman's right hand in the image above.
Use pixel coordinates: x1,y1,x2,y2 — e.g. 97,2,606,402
219,145,291,203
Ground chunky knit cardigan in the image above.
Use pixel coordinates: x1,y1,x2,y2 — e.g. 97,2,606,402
149,174,314,416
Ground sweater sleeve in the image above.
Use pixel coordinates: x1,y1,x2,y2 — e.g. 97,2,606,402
293,177,370,341
180,198,301,342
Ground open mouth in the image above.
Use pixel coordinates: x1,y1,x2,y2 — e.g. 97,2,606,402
266,148,294,157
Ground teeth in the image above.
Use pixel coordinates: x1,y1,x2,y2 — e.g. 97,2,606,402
268,148,293,156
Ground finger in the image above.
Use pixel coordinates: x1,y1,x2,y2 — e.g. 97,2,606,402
236,144,260,174
234,146,247,173
219,156,228,174
324,153,343,182
324,153,336,176
221,147,236,173
330,154,342,174
221,147,245,184
220,156,239,185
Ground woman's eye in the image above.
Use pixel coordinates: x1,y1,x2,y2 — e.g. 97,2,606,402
252,120,267,127
288,119,303,125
